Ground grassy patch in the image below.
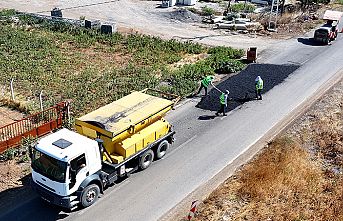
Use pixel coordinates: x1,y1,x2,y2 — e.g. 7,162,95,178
229,3,256,13
0,11,244,116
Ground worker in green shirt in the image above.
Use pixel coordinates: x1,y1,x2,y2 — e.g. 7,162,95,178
216,90,229,116
255,76,264,100
195,75,215,96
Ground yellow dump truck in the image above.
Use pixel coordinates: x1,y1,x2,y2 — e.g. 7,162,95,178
30,89,179,209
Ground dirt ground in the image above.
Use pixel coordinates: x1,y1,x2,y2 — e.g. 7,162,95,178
188,79,342,220
0,0,280,51
0,160,30,192
0,106,24,127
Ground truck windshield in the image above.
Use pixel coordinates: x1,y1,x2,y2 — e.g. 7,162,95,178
31,149,67,183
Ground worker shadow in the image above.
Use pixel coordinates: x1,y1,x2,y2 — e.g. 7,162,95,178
195,63,300,112
198,115,216,120
297,38,325,46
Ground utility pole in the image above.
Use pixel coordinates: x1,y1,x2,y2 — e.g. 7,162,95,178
268,0,279,31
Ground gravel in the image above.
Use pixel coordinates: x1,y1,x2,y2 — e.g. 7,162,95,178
196,63,300,111
163,9,202,23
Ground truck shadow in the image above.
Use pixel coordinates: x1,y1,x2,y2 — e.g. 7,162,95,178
195,63,300,112
297,37,325,46
0,174,69,221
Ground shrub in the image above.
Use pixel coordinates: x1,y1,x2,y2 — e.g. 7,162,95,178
229,3,256,13
201,6,215,16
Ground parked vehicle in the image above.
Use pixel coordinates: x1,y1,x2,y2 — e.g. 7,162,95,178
313,10,342,45
30,89,179,209
314,22,338,44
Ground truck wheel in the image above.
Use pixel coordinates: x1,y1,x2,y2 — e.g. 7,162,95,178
81,184,100,208
139,150,154,170
156,140,169,159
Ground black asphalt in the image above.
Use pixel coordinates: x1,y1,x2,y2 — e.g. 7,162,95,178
196,63,300,112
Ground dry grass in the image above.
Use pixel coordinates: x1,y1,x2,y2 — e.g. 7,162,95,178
0,98,29,114
193,137,343,221
191,81,343,221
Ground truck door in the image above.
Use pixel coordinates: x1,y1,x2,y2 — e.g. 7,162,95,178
68,154,88,194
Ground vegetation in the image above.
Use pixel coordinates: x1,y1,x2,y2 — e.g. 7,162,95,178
0,136,35,162
193,137,343,220
0,10,244,116
201,6,216,16
229,3,256,13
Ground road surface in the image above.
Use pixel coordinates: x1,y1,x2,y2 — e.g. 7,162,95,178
1,29,342,221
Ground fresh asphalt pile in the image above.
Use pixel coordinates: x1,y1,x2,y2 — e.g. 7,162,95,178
164,9,202,23
196,63,300,112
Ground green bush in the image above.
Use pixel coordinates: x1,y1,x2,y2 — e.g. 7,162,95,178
0,9,16,17
229,3,256,13
2,148,17,160
201,6,215,16
217,59,246,73
208,46,244,59
162,46,245,96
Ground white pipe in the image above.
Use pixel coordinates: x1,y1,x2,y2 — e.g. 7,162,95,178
10,79,15,100
39,90,43,111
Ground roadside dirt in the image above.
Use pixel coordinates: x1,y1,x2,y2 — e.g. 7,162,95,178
0,106,24,127
188,79,343,220
0,0,281,51
0,160,30,192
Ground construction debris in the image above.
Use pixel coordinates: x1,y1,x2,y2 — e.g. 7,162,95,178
165,9,202,23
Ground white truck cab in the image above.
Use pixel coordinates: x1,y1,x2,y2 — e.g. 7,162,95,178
31,128,102,208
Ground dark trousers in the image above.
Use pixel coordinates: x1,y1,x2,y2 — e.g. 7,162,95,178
256,89,262,100
196,83,208,95
216,104,226,115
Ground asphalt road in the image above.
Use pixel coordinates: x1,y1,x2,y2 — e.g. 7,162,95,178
1,30,342,220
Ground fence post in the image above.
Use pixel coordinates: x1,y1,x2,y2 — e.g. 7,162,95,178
39,90,44,111
10,79,15,100
67,102,71,127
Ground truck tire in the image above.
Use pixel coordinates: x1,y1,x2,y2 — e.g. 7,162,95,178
155,140,169,159
80,184,100,208
139,150,154,170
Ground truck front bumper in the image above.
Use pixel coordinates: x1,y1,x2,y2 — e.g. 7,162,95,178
31,180,74,209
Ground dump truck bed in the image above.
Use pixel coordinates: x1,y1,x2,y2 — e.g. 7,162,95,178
76,91,174,138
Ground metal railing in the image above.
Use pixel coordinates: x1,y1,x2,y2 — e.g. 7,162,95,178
0,101,70,153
